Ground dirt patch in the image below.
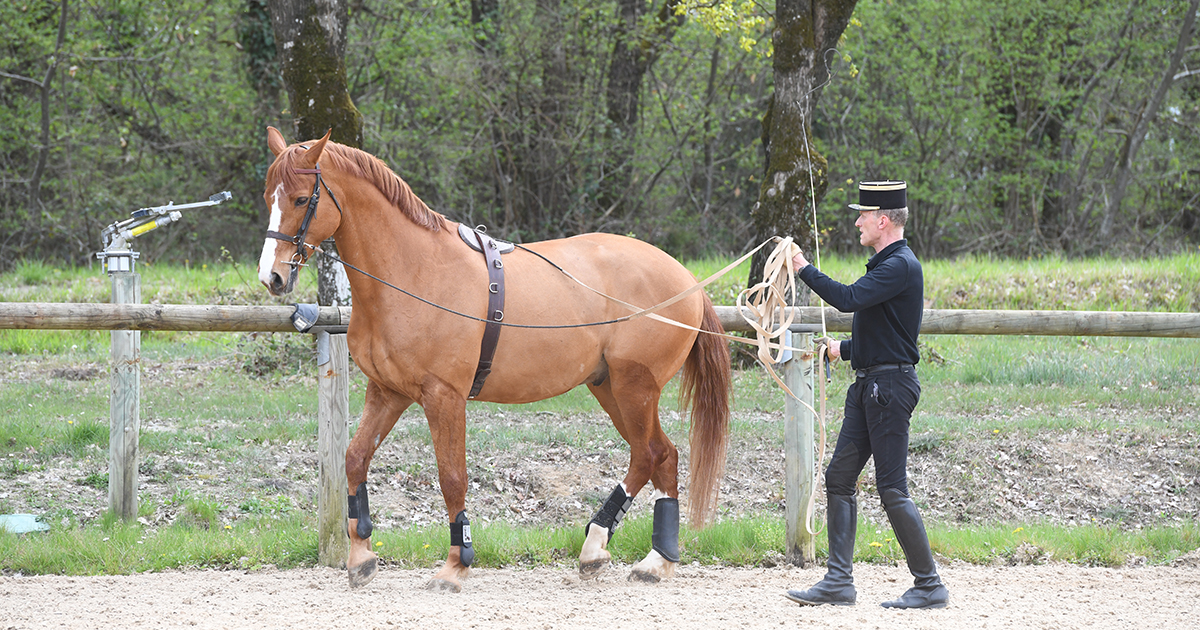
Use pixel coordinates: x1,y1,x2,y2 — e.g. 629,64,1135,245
2,563,1199,629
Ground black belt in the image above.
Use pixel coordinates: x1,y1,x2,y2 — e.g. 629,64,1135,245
854,363,914,379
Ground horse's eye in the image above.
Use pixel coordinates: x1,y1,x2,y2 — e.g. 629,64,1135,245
294,197,309,207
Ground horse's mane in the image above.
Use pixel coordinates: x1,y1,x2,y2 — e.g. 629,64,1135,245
269,142,446,232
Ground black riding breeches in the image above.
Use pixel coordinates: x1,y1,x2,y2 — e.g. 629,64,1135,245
824,366,921,496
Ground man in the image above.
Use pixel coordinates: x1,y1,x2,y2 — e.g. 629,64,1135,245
784,180,949,610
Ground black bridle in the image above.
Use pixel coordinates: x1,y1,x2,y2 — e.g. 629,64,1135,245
265,161,344,268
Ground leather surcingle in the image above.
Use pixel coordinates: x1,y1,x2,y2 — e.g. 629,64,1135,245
459,224,511,399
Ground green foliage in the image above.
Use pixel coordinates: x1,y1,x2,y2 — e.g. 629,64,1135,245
0,330,108,354
76,472,109,490
12,259,56,285
1,514,318,574
930,521,1200,568
1,0,273,269
238,495,293,516
63,417,107,451
819,0,1200,257
237,332,313,378
924,254,1200,312
237,0,280,95
681,514,785,564
1,0,1197,270
676,0,770,55
2,458,37,479
2,513,1194,574
171,492,223,531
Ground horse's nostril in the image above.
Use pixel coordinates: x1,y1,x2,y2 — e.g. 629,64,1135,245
270,272,285,292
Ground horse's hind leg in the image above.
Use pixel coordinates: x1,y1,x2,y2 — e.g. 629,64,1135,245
583,362,680,582
580,380,628,577
346,381,412,588
627,424,680,583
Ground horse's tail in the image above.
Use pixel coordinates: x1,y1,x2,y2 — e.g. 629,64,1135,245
679,292,732,528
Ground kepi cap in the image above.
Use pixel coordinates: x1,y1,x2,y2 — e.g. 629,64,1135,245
849,180,906,211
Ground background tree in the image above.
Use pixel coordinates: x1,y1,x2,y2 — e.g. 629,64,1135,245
1,0,1197,272
818,0,1200,257
1,0,267,268
747,0,856,286
1101,0,1199,239
597,0,686,219
266,0,362,146
267,0,362,306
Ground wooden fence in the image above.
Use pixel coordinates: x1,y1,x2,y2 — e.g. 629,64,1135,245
4,302,1200,337
2,301,1197,568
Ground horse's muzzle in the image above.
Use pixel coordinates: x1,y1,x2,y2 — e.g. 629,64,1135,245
264,267,297,296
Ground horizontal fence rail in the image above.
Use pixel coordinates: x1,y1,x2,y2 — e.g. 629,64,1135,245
2,302,1198,338
723,307,1200,338
0,303,350,332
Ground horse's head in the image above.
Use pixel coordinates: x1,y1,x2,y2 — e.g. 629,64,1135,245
257,126,344,296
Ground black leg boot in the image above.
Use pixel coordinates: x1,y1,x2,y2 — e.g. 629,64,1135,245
785,493,857,606
880,487,949,609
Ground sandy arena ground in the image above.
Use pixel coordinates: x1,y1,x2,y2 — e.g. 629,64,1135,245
3,561,1198,630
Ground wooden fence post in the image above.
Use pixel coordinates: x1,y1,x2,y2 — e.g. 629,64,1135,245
108,267,141,521
316,331,350,568
782,329,816,566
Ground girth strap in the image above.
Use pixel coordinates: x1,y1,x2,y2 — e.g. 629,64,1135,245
468,228,506,399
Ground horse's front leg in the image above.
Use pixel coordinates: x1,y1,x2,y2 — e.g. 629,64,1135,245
419,375,472,592
346,381,412,588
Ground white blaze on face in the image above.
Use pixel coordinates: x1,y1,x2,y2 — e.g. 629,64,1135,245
258,183,286,286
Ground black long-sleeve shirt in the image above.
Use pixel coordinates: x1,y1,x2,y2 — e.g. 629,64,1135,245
798,239,924,370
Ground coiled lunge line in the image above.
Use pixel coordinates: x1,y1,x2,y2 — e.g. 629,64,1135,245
734,237,829,537
738,75,838,537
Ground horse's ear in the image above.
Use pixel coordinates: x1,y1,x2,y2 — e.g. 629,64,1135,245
298,129,333,167
266,126,287,156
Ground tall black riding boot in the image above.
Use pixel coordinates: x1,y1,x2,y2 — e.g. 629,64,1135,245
784,493,857,606
880,487,949,609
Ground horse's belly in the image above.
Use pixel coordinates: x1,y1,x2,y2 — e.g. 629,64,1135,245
476,337,604,404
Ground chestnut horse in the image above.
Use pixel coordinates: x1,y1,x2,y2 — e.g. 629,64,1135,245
257,128,731,591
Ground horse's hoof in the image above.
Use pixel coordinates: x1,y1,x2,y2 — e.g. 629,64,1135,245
425,578,462,593
579,558,610,579
628,569,662,583
347,556,378,589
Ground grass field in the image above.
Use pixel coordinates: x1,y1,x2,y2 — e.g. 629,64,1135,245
1,253,1198,575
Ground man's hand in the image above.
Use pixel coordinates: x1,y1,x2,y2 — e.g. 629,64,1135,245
791,250,809,273
819,337,841,359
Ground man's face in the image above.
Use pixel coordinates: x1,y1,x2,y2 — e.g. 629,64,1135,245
855,210,885,249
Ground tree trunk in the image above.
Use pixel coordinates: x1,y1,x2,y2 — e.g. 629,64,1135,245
531,0,570,232
268,0,363,146
470,0,511,228
267,0,362,307
748,0,857,288
239,0,283,125
598,0,685,220
1101,0,1198,239
27,0,69,216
